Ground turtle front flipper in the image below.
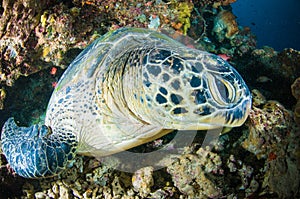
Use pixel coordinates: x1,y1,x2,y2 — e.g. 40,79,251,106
1,118,77,178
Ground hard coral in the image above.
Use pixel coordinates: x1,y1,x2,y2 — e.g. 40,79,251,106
167,147,222,198
248,47,298,107
213,0,237,8
212,10,239,42
251,89,266,107
292,77,300,99
243,90,300,198
243,90,294,160
278,48,300,80
230,26,256,56
0,0,112,90
170,1,194,35
221,0,237,6
0,0,56,87
195,0,234,8
132,166,154,197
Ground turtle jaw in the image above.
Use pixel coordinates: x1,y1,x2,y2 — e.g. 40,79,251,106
0,117,77,178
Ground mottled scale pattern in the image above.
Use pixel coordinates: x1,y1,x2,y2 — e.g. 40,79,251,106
1,28,251,178
1,118,77,178
45,28,251,157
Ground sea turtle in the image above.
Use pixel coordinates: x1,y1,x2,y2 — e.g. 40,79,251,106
1,28,251,178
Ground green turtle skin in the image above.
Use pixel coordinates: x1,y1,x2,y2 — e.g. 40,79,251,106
1,28,251,178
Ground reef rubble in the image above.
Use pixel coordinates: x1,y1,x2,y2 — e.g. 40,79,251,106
0,0,300,198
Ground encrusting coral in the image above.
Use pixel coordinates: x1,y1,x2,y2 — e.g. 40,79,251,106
166,147,223,198
242,90,300,198
243,100,294,159
212,10,239,42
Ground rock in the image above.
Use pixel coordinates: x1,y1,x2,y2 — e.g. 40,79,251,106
167,147,222,198
132,166,154,197
291,77,300,125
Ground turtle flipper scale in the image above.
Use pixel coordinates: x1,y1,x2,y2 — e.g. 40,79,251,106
1,118,77,178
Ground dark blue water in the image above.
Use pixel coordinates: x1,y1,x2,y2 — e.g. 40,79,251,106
232,0,300,51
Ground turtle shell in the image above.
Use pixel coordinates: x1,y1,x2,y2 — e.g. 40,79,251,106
44,28,251,157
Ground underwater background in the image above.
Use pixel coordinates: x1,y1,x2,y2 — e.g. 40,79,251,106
0,0,299,198
232,0,300,51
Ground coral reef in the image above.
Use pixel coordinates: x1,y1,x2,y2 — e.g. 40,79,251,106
170,1,194,35
194,0,235,8
0,0,242,102
0,0,224,104
278,48,300,80
243,90,300,198
229,26,256,56
243,98,294,160
0,67,60,126
191,7,257,57
226,154,259,197
0,0,300,198
251,89,267,107
166,146,222,198
238,47,299,108
250,47,300,86
0,0,58,86
212,10,239,41
213,0,237,8
0,88,6,110
132,166,154,197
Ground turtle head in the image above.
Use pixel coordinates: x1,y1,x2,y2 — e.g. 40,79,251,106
1,118,77,178
123,47,251,130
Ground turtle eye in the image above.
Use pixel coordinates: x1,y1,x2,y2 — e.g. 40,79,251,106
216,78,230,102
207,74,235,105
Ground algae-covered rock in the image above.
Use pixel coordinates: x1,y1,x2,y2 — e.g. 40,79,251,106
167,147,222,198
132,166,154,197
243,100,294,159
291,77,300,125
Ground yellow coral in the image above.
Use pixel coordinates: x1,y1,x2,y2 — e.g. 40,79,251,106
171,1,193,35
42,46,51,58
0,88,6,110
40,12,48,27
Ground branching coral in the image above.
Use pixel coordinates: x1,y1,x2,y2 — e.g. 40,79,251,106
170,1,194,35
